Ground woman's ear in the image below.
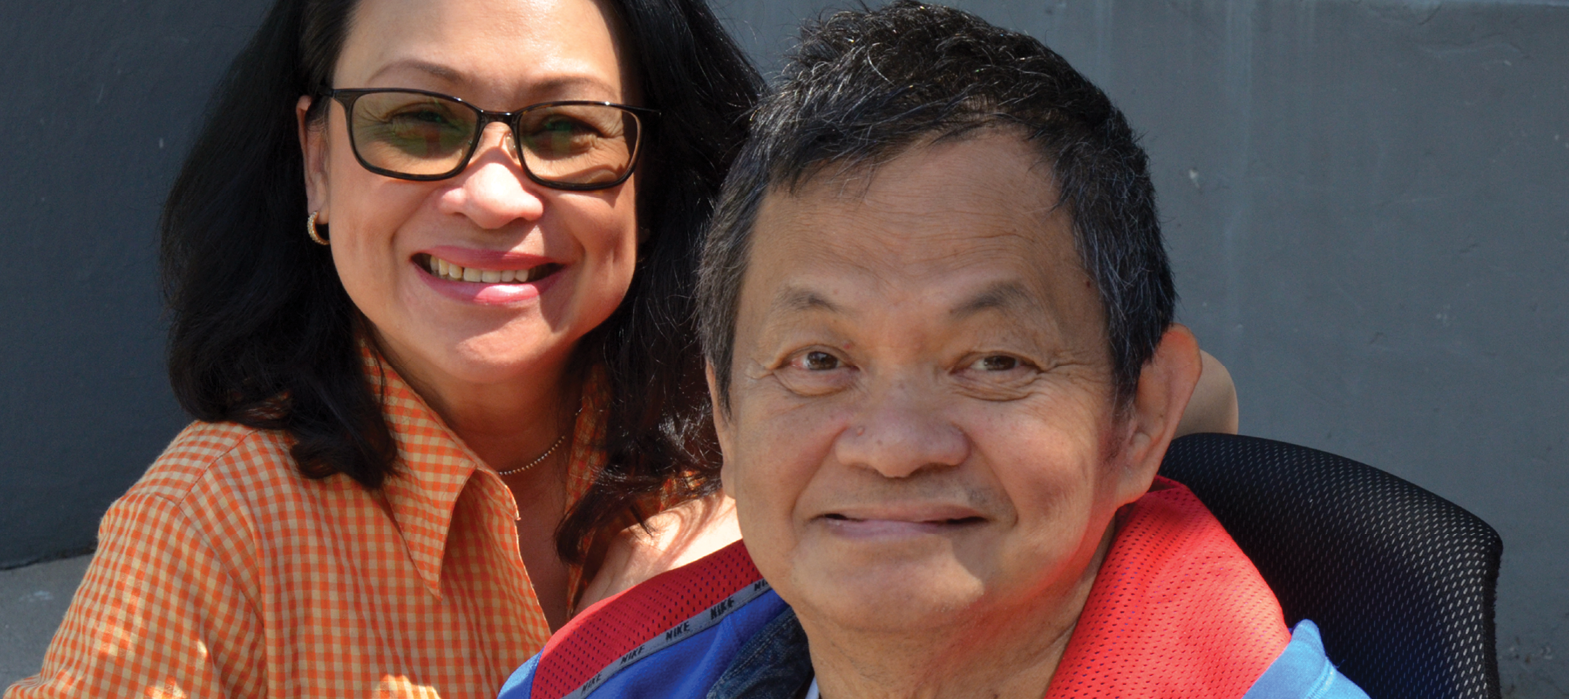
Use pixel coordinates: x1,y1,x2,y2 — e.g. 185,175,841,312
297,95,330,218
1114,324,1203,503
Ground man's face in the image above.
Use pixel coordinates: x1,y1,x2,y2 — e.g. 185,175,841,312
713,132,1159,635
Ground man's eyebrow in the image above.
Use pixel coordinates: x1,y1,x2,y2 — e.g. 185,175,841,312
770,286,842,315
952,281,1037,318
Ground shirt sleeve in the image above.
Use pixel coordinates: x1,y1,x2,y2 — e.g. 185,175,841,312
1242,620,1370,699
4,491,264,699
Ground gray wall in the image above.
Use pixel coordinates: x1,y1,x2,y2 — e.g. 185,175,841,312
0,0,1563,696
0,3,270,566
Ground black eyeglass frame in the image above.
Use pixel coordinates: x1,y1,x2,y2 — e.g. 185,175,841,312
325,87,659,191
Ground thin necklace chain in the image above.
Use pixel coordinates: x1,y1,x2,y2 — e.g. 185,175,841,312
494,405,584,477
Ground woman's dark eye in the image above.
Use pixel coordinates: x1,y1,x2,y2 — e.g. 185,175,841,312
798,351,841,371
972,355,1019,371
538,115,598,136
524,116,600,157
397,108,452,124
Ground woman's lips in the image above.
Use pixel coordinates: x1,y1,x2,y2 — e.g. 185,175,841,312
412,251,565,306
416,252,560,284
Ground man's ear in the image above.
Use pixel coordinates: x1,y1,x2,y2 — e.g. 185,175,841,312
1114,324,1203,504
297,95,330,219
705,361,737,499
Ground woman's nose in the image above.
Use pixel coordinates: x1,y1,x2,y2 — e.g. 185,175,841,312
439,122,545,229
832,379,970,479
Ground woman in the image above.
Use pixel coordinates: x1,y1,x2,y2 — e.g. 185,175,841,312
7,0,757,696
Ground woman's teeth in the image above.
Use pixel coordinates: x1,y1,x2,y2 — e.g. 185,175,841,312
423,255,550,283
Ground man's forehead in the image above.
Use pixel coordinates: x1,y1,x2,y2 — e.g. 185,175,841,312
776,133,1061,219
749,134,1080,297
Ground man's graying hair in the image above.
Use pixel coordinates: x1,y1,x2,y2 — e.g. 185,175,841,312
696,0,1175,410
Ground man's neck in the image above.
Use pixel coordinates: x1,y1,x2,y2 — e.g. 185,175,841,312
800,607,1072,699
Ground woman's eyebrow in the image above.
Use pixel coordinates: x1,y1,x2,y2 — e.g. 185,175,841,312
365,58,465,86
527,75,621,99
363,61,616,99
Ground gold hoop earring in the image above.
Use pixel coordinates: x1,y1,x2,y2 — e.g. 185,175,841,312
306,211,329,246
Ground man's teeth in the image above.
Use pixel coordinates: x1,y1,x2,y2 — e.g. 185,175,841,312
425,256,536,283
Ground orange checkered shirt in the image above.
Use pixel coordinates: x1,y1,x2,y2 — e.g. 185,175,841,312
6,352,607,699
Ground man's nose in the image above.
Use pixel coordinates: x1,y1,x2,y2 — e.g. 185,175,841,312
439,122,545,229
832,378,969,479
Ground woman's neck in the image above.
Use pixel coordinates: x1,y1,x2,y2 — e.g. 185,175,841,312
372,333,584,474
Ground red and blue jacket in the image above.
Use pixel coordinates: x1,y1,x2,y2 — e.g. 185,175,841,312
500,479,1367,699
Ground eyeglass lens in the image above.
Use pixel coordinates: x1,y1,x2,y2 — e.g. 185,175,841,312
346,91,640,185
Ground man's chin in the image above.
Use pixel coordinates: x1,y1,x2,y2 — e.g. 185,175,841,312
783,558,987,634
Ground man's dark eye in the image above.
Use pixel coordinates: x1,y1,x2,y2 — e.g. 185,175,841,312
802,351,841,371
975,355,1019,371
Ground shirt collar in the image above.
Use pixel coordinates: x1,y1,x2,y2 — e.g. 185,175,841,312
361,346,607,596
709,607,814,699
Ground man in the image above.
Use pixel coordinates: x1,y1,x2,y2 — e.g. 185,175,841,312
500,3,1366,697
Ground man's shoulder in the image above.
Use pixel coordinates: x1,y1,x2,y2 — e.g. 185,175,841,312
1090,479,1369,698
504,541,790,699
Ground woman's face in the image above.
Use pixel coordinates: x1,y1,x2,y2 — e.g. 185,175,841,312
300,0,639,398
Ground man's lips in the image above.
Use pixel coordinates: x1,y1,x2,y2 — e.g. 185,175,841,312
816,505,987,538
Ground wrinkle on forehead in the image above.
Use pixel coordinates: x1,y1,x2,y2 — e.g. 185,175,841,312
763,165,1077,292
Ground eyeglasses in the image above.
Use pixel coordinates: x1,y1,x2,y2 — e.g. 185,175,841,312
325,88,657,190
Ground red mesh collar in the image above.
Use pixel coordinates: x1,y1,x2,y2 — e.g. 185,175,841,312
530,541,764,698
1045,476,1290,697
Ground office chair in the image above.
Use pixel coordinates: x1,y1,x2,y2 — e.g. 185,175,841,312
1159,433,1502,699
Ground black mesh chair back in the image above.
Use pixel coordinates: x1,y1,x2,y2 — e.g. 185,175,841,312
1158,433,1502,699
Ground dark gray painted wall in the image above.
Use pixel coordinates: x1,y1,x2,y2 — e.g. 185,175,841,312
0,2,270,565
1,0,1563,696
713,0,1568,695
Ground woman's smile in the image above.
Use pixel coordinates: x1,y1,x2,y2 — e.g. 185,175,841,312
412,247,567,305
417,253,561,285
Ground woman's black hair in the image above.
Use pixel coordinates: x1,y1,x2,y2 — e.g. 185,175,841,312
161,0,760,564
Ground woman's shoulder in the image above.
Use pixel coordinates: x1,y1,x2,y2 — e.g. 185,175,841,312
118,419,361,539
126,419,298,505
105,419,369,575
578,493,742,609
